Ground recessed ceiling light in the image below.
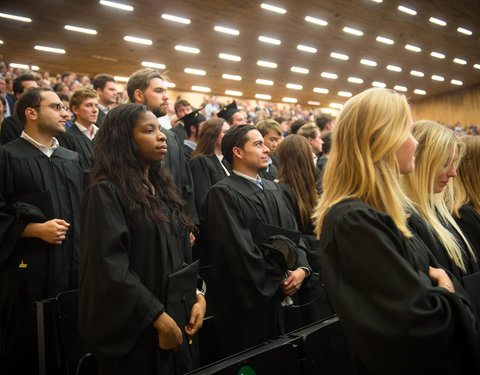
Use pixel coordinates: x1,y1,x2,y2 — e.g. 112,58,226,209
64,25,98,34
0,40,4,44
405,44,421,52
256,94,272,100
360,59,377,66
321,72,338,79
99,0,133,11
370,0,383,3
387,65,402,72
214,25,240,35
219,53,241,61
286,83,303,90
304,16,328,26
175,45,200,54
453,58,467,65
372,81,386,88
297,44,317,53
192,86,211,92
348,77,363,84
431,75,444,81
457,27,472,35
394,85,407,92
291,66,309,74
185,68,206,75
431,51,445,59
330,103,343,109
343,27,363,36
0,12,32,22
308,101,321,105
283,97,297,103
257,60,277,68
330,52,349,60
256,79,274,86
222,73,242,81
314,87,329,94
376,36,394,45
398,5,417,15
34,45,66,54
166,82,175,88
161,14,190,24
141,61,166,69
414,89,426,95
429,17,446,26
258,35,281,45
225,90,243,96
410,70,424,77
338,91,352,97
451,79,463,85
474,64,480,70
114,76,129,82
260,3,286,14
124,36,152,45
9,63,40,70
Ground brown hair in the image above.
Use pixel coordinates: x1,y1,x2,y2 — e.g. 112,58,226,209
191,118,225,159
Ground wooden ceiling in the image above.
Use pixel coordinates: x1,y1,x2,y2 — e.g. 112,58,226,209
1,0,480,107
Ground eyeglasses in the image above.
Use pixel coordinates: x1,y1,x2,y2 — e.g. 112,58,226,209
31,103,68,112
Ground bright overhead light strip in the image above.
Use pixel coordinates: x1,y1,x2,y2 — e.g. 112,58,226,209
429,17,446,26
286,83,303,90
219,53,240,61
256,79,274,86
192,86,211,92
9,63,39,70
114,76,129,82
343,27,363,36
394,85,407,92
0,12,32,22
398,5,417,15
64,25,98,34
257,60,277,68
414,89,426,95
291,66,309,74
313,87,329,94
431,51,445,59
141,61,166,69
321,72,338,79
282,97,297,103
330,103,343,109
260,3,286,14
161,14,191,24
175,45,200,54
376,36,394,45
410,70,424,77
256,94,271,100
34,45,66,54
453,58,467,65
474,64,480,70
338,91,352,97
214,25,239,35
431,75,444,81
184,68,206,75
451,79,463,85
124,36,152,45
348,77,363,84
387,65,402,72
330,52,349,60
222,74,242,81
225,90,243,96
405,44,421,52
99,0,133,11
258,35,281,45
372,81,386,88
297,44,317,53
360,59,377,66
305,16,327,26
457,27,472,35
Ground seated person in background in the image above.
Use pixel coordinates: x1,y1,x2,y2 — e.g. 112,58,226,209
314,88,480,374
297,123,324,169
206,125,311,355
180,108,206,162
217,100,247,127
79,103,205,375
255,119,282,181
171,99,192,145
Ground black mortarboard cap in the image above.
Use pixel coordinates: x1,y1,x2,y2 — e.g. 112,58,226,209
180,108,206,128
217,101,239,120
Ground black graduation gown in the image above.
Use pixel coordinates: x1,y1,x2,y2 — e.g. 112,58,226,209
455,205,480,260
205,175,310,353
0,138,85,374
95,109,106,127
57,125,95,168
79,181,196,375
258,162,278,181
0,114,23,144
320,199,480,375
182,144,194,162
162,128,198,225
171,124,187,146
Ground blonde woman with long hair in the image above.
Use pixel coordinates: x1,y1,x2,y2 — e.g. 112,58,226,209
452,135,480,257
313,88,480,374
402,121,478,283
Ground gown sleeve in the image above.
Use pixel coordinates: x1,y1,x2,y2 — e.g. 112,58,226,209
321,203,480,374
78,181,164,358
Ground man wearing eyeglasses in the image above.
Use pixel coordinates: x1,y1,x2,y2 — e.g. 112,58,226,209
0,88,86,374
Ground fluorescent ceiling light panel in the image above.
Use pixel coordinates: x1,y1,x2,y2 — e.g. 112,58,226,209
124,36,152,45
225,90,243,96
141,61,166,69
457,27,472,35
64,25,97,34
99,0,133,11
338,91,352,97
453,58,467,65
414,89,426,95
360,59,377,66
474,64,480,70
161,14,191,24
431,51,445,59
256,79,274,86
256,94,271,100
394,85,407,91
184,68,206,75
257,60,277,68
214,25,239,35
376,36,394,45
429,17,446,26
431,75,444,81
291,66,309,74
387,65,402,72
405,44,421,52
34,45,66,54
398,5,417,15
282,97,297,103
313,87,329,94
330,52,349,60
330,103,343,109
0,12,32,22
410,70,424,77
343,27,363,36
192,86,211,92
348,77,363,84
9,63,39,70
286,83,303,90
258,35,281,45
451,79,463,85
321,72,338,79
297,44,317,53
261,3,286,14
175,45,200,54
222,73,242,80
308,101,321,105
114,76,129,82
219,53,240,61
372,81,386,88
305,16,328,26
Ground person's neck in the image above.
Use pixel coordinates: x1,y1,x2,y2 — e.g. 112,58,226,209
233,162,258,179
77,120,94,133
24,125,55,148
187,135,197,143
214,145,222,156
99,100,111,108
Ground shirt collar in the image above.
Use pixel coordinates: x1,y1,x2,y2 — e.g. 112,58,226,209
183,139,196,150
21,131,59,157
232,169,263,189
75,121,98,140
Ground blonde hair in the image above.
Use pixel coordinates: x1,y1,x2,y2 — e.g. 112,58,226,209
402,120,474,271
313,88,414,238
453,135,480,216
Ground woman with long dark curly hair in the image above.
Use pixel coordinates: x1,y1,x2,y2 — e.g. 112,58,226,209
78,103,205,375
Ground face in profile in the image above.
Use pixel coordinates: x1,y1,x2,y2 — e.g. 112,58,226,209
235,129,270,172
395,122,418,174
132,111,167,165
141,78,169,118
433,148,458,193
36,91,69,136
